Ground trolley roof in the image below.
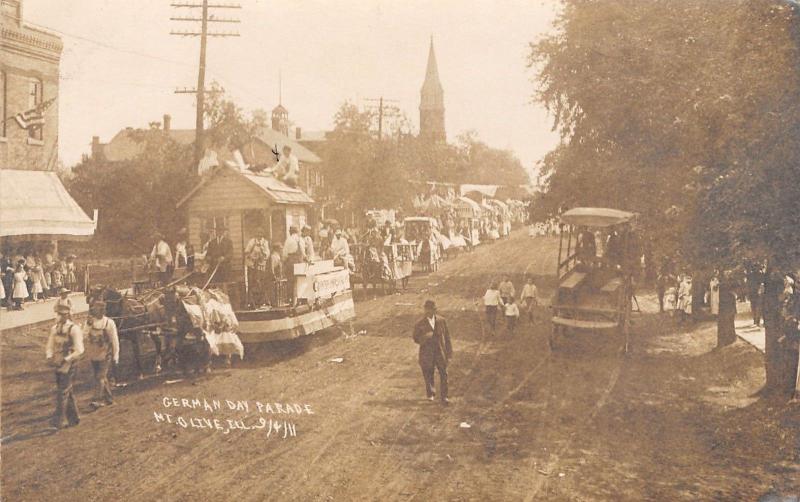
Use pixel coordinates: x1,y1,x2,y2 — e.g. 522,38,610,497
560,208,636,228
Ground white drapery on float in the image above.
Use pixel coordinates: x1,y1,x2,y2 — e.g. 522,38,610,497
180,288,245,359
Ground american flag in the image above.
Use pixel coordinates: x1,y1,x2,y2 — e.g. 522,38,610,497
14,97,56,130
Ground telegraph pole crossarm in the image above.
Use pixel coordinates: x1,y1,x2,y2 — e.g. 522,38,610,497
171,0,241,170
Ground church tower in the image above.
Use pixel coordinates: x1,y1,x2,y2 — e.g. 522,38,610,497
271,72,289,136
419,37,446,143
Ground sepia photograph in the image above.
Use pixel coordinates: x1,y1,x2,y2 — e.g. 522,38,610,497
1,0,799,500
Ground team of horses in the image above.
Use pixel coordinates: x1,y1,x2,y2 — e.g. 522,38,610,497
87,285,209,380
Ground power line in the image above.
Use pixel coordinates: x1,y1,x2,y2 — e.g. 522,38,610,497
364,97,400,140
25,22,194,68
171,0,241,170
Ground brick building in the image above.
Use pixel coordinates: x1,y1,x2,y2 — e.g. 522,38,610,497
0,0,95,246
0,0,62,171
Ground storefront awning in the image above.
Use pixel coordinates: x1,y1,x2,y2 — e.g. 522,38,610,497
0,170,96,239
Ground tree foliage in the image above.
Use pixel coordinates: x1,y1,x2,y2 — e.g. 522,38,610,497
530,0,800,395
66,90,262,252
317,102,529,213
530,0,800,269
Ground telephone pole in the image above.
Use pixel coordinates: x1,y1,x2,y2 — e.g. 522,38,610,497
171,1,241,170
364,97,400,140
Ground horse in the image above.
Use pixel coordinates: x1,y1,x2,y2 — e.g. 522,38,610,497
351,244,395,295
88,285,172,380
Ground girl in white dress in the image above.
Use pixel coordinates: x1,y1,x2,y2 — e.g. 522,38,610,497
12,263,28,310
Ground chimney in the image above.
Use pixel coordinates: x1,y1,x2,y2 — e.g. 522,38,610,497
91,136,102,159
295,127,302,140
163,114,171,132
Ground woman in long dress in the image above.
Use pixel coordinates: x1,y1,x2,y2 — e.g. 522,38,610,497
709,275,720,316
30,263,44,301
677,275,693,320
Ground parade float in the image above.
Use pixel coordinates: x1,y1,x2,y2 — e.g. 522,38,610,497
176,166,355,343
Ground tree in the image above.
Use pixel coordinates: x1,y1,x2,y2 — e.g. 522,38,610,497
530,0,800,396
68,125,196,253
317,102,415,214
66,88,263,253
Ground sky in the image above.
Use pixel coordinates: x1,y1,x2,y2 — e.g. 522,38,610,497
23,0,561,179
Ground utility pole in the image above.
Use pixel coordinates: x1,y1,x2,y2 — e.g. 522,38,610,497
171,1,241,170
364,97,400,140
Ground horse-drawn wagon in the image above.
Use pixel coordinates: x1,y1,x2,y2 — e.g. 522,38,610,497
349,241,414,293
550,207,639,353
403,216,442,273
89,167,356,379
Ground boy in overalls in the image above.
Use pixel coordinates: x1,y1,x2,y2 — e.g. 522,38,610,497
85,301,119,408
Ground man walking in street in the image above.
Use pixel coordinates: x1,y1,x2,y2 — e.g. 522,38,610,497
85,301,119,409
46,304,85,429
413,300,453,405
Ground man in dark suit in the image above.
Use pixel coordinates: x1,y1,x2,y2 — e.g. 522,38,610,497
413,300,453,404
206,227,233,282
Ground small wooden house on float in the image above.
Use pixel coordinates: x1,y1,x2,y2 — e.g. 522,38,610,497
176,166,355,343
176,166,314,282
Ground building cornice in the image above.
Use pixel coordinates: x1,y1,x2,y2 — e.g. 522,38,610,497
1,24,62,63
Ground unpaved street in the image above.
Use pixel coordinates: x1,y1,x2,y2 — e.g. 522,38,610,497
2,231,799,501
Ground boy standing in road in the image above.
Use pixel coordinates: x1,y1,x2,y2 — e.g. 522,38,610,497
504,297,520,334
85,301,120,409
520,277,539,323
498,276,516,305
483,282,502,332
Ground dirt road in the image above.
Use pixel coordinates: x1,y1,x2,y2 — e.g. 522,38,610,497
2,231,799,501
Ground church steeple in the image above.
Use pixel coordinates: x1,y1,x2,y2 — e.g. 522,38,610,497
419,36,445,143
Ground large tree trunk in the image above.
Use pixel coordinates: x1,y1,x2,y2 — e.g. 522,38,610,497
762,270,795,397
716,281,737,348
691,271,706,319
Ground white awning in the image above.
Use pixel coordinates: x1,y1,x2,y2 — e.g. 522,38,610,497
0,170,96,239
460,184,499,197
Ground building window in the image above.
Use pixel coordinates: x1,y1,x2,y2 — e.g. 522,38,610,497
28,78,43,140
0,71,6,137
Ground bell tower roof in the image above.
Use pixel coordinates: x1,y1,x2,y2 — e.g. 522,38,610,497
421,36,443,97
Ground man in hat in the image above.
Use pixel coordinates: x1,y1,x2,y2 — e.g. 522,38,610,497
206,226,233,283
266,242,284,306
244,228,270,306
54,287,73,315
282,226,306,303
175,228,189,270
85,301,119,408
46,304,85,428
412,300,453,404
150,232,174,286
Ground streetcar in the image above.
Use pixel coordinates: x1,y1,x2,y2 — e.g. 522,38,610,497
550,207,638,352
